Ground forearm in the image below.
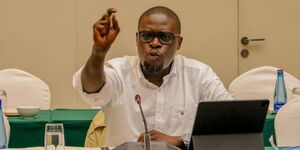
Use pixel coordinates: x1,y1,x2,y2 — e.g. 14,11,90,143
81,45,108,93
81,8,119,94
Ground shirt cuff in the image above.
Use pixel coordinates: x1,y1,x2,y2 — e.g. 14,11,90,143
72,67,113,107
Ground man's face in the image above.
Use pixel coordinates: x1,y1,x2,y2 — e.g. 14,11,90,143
136,13,182,74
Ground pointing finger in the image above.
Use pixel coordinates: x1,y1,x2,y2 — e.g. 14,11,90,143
111,15,120,32
107,8,117,16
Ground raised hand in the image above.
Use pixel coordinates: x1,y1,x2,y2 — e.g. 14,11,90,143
93,8,120,55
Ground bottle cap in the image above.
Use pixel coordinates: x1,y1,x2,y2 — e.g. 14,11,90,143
277,69,284,74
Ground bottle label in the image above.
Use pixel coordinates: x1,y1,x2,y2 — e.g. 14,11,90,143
274,102,285,112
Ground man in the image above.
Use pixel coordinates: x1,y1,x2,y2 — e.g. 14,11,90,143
73,6,232,148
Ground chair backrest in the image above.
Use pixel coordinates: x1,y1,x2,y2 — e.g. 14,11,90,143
0,68,51,113
228,66,300,110
2,114,10,146
275,96,300,146
85,111,106,147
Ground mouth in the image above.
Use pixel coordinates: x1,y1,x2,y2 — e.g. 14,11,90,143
146,51,161,61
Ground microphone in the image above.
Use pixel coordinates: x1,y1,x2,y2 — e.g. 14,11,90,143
135,94,151,150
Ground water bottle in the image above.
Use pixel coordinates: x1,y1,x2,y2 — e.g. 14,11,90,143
0,100,7,149
0,90,7,113
273,69,287,112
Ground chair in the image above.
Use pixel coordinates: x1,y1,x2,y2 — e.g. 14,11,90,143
275,96,300,146
85,111,106,147
228,66,300,110
0,68,51,113
2,114,10,146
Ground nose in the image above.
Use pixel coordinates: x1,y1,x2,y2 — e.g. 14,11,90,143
149,37,162,49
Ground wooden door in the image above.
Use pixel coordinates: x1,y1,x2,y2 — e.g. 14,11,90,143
239,0,300,80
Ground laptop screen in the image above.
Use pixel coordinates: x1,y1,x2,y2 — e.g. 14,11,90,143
192,99,269,135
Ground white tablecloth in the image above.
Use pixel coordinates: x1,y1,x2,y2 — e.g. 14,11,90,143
8,147,105,150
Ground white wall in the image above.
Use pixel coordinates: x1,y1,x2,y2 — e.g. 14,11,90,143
0,0,238,108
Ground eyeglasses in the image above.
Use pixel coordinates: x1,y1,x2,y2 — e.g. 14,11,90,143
138,30,180,45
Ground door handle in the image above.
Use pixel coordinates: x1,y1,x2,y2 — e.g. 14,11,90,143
241,37,265,45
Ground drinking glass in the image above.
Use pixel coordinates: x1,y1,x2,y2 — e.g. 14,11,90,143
44,123,65,150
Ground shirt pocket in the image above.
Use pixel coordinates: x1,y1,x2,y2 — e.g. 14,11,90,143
170,106,196,121
167,105,197,134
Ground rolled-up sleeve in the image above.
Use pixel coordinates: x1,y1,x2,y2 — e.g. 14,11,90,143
199,66,233,101
72,66,117,107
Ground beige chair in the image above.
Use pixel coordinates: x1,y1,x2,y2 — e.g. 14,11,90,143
228,66,300,110
275,96,300,146
85,111,106,147
0,68,51,113
2,114,10,146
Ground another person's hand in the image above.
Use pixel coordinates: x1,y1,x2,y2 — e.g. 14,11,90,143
93,8,120,55
137,130,183,147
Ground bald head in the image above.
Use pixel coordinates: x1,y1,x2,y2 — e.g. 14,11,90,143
138,6,181,33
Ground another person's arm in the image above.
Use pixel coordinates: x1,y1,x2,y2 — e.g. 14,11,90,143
81,8,120,93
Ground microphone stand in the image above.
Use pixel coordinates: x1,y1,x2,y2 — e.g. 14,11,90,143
113,94,180,150
135,95,151,150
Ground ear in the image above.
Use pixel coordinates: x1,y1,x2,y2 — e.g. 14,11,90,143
176,36,183,50
136,32,139,43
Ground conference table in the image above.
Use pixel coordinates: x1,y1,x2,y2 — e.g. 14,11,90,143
5,146,287,150
8,109,99,148
8,147,102,150
8,109,276,148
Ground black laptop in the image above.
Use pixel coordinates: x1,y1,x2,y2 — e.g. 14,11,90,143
189,99,269,150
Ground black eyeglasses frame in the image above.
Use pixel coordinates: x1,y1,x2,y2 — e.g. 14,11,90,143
137,30,180,45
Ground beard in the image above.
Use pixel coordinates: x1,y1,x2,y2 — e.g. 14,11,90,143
141,62,163,75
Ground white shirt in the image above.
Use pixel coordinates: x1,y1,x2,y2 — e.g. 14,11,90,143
73,55,232,147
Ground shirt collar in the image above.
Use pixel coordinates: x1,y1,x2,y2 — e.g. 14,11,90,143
137,59,144,79
168,56,177,78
